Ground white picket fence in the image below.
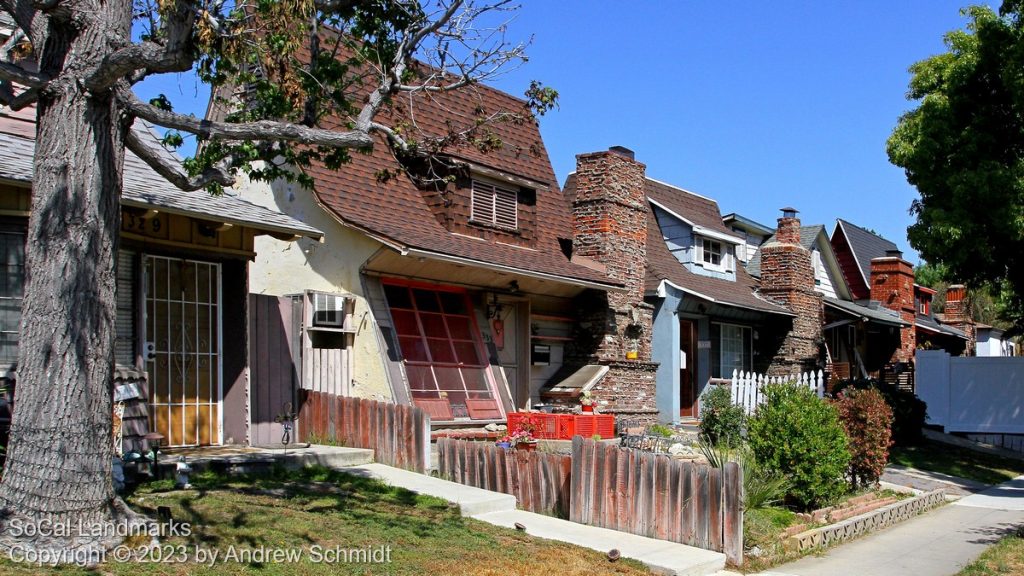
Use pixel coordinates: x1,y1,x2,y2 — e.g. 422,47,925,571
729,369,825,416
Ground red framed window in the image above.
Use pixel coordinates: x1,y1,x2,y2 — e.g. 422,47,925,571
383,280,500,420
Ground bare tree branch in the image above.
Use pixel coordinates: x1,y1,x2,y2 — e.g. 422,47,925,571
0,81,37,109
0,27,25,63
125,128,236,191
84,1,196,91
118,86,374,148
0,59,47,87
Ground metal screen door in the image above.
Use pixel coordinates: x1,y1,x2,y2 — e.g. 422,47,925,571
145,255,222,446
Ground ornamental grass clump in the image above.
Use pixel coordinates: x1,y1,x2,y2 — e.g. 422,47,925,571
834,387,894,489
747,382,850,511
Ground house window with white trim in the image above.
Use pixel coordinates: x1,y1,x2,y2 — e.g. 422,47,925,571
470,180,518,230
702,238,722,267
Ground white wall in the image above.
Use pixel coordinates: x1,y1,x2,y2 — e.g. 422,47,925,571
917,350,1024,433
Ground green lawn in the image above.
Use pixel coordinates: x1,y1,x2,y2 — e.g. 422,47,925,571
958,531,1024,575
0,467,650,575
890,440,1024,485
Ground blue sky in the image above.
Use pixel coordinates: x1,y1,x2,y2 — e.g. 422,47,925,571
137,1,990,263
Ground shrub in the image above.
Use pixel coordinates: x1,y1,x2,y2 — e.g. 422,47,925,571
834,379,927,444
748,383,851,510
647,423,675,438
740,448,791,511
834,388,894,489
700,385,746,446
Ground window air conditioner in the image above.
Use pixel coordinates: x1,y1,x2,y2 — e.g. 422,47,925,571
311,293,346,328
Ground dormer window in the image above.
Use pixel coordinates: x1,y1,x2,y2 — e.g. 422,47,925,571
470,180,518,230
702,238,723,267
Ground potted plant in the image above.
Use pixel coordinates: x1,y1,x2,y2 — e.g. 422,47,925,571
580,390,595,413
496,435,512,450
509,423,538,451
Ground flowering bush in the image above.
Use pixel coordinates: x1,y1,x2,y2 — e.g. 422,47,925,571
834,387,894,489
502,422,536,445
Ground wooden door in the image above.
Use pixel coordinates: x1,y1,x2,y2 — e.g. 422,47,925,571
680,319,697,418
146,255,221,446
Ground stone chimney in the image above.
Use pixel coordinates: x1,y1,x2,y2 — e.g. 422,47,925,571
944,284,976,355
759,208,824,375
569,147,658,421
870,249,916,363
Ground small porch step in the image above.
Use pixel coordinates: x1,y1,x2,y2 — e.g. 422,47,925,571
160,445,375,475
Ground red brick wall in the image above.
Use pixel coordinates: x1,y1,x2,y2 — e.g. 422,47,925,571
870,256,916,362
944,284,976,355
759,216,824,375
569,149,658,420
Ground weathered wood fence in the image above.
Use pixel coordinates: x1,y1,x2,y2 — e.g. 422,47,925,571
298,390,430,473
435,437,572,517
730,369,825,415
436,437,743,565
571,437,743,565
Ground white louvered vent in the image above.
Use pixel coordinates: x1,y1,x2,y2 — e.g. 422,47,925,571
471,180,518,230
311,292,346,327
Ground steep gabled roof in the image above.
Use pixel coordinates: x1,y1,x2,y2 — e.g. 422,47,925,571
832,219,900,288
641,181,791,316
209,49,619,287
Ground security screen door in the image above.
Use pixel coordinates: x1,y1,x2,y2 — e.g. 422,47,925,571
145,255,221,446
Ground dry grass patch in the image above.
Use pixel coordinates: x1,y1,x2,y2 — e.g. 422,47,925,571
0,467,650,575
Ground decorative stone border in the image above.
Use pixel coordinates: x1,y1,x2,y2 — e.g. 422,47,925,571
784,489,946,552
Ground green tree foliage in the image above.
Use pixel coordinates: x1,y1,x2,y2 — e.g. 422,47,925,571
747,383,851,511
888,2,1024,332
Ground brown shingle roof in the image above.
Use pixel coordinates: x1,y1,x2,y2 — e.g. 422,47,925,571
642,182,791,316
291,75,617,287
644,178,739,237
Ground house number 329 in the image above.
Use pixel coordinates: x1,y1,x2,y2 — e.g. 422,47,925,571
123,212,162,234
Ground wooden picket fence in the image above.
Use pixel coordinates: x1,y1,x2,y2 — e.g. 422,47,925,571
298,390,430,473
436,437,744,565
435,437,572,517
730,369,825,416
570,437,743,565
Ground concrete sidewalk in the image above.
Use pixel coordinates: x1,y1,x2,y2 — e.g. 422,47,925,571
348,462,726,575
759,474,1024,576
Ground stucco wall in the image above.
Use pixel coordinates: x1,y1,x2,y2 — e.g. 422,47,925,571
234,171,394,403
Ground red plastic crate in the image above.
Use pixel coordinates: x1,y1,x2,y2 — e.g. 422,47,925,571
506,412,615,440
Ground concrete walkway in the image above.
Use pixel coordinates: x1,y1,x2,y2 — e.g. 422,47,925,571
757,474,1024,576
348,462,726,575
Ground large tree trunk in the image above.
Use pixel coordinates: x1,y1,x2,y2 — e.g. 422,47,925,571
0,1,145,558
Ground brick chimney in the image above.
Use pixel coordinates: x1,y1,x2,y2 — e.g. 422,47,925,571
569,146,658,421
944,284,976,355
759,208,824,375
870,249,916,362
